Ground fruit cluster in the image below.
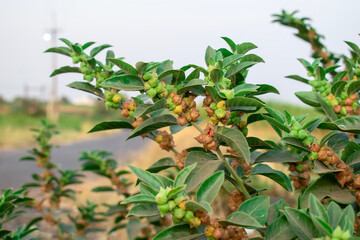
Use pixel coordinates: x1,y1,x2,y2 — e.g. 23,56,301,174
155,187,201,227
314,226,350,240
205,219,248,240
227,112,248,136
204,101,230,125
289,121,317,147
175,150,188,170
227,190,243,212
309,79,331,97
143,71,173,100
167,92,199,126
155,131,174,151
327,93,359,117
105,90,125,109
120,99,144,129
288,161,310,190
195,124,218,151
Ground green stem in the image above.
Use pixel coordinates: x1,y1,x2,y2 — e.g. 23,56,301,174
190,121,205,134
216,148,251,199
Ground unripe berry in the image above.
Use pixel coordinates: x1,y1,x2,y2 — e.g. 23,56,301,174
174,207,185,219
210,102,217,111
174,195,184,205
158,203,170,216
291,122,302,131
289,130,298,138
144,82,151,91
168,200,176,210
173,105,183,115
183,211,194,222
295,164,303,172
332,226,343,238
128,111,134,119
298,129,308,140
147,88,157,98
112,94,121,103
105,101,113,109
155,188,168,205
189,217,201,227
72,56,80,64
149,78,159,88
330,99,339,107
217,101,226,110
303,137,313,146
156,135,163,143
156,83,165,93
308,152,318,161
205,225,215,237
172,215,181,224
105,91,114,101
178,200,187,211
215,109,226,118
111,102,119,109
143,72,153,81
340,106,347,116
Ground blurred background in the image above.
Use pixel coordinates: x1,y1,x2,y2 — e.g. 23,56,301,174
0,0,359,238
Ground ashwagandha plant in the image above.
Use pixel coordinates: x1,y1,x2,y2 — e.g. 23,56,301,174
0,188,39,240
25,10,360,240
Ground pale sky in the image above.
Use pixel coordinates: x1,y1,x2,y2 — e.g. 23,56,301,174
0,0,359,104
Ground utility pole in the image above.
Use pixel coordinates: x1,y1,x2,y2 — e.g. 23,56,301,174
46,10,59,123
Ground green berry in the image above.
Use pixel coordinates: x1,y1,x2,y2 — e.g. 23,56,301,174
128,111,134,119
215,109,226,118
210,102,217,111
112,94,121,103
165,85,174,93
289,130,298,138
156,83,165,93
341,92,349,100
144,82,151,91
332,226,342,238
298,129,308,140
105,91,114,101
183,211,194,222
158,203,170,216
295,164,303,172
303,137,313,146
168,200,176,210
340,106,347,116
174,195,184,205
105,101,113,109
330,99,338,107
72,56,80,64
111,102,119,109
149,78,159,88
147,88,157,98
291,122,302,131
143,72,153,81
308,152,318,161
155,188,168,205
172,215,182,224
174,207,185,219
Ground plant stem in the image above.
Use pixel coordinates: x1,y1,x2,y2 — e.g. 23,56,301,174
191,121,205,134
170,147,179,155
216,148,251,199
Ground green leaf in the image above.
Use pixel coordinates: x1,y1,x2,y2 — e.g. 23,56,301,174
223,54,244,68
221,37,237,52
252,84,279,95
184,151,222,192
50,66,81,77
134,98,167,118
90,44,112,57
283,207,319,240
158,70,185,85
338,205,355,231
295,91,321,107
153,224,204,240
139,183,157,197
157,175,174,188
303,116,324,133
126,219,147,240
251,164,292,191
318,116,360,134
314,160,342,174
311,215,332,236
247,137,273,149
285,75,309,84
327,201,342,229
225,62,257,78
320,130,340,147
146,157,177,173
309,193,329,223
127,203,159,217
127,165,164,190
281,137,311,152
205,46,216,67
167,185,186,199
196,171,224,204
82,41,96,50
185,200,212,213
300,174,355,209
127,114,177,140
88,120,134,133
255,150,302,163
347,80,360,94
122,195,156,204
219,212,264,228
328,132,349,151
226,96,265,111
108,58,138,76
101,75,144,91
209,68,224,83
174,163,197,188
345,41,360,56
237,42,257,54
331,81,347,97
92,186,114,192
238,196,270,225
177,79,207,94
214,127,251,164
262,115,290,133
44,46,71,56
265,215,295,240
205,86,223,103
67,81,104,98
240,54,264,63
316,93,337,122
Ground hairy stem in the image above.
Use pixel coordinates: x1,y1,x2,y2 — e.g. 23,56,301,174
217,148,251,199
191,121,205,134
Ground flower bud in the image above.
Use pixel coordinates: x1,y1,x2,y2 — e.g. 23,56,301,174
183,211,194,222
147,88,157,98
168,200,176,210
155,188,168,205
215,109,226,119
158,203,170,216
298,129,308,140
149,78,159,88
174,207,185,219
143,72,153,81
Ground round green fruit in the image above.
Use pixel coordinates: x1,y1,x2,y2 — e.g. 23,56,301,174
155,188,168,205
147,88,157,98
298,129,308,140
183,211,194,222
158,203,170,216
149,78,159,88
174,207,185,219
143,72,153,81
215,109,226,118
